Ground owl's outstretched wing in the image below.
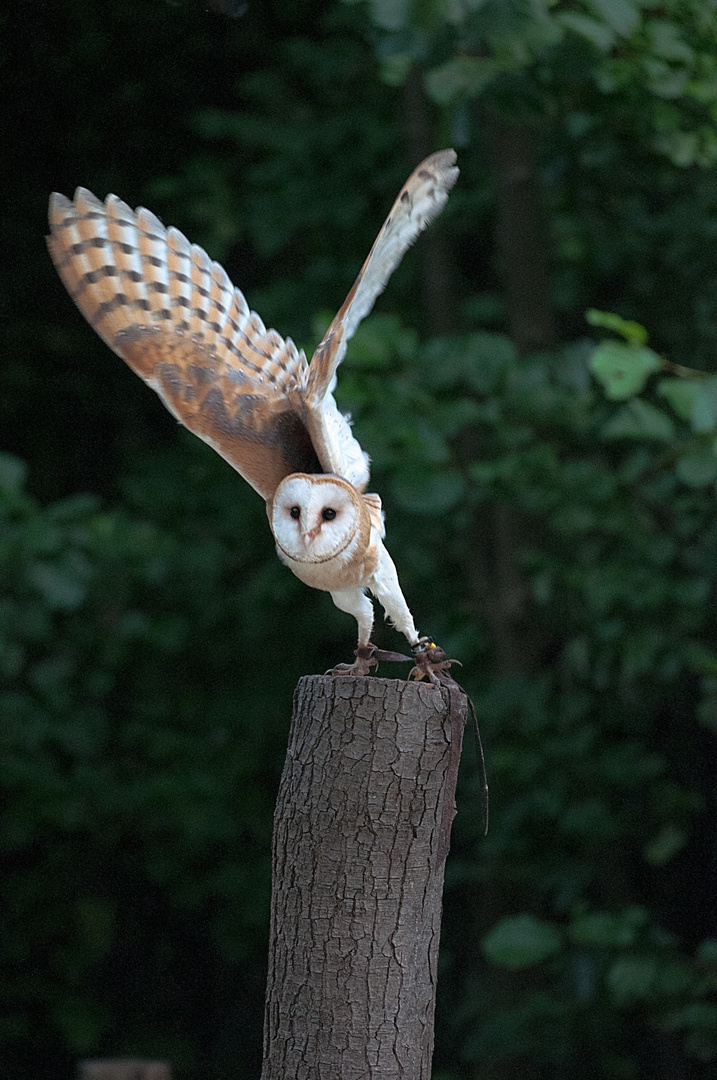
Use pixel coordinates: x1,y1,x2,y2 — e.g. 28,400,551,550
303,149,459,475
48,188,323,501
48,152,457,498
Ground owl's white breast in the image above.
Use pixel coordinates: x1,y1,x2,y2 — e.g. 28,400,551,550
276,533,374,592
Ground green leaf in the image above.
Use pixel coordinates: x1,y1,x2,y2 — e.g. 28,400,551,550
586,310,648,346
346,313,417,370
421,332,516,392
391,469,465,514
0,453,28,496
658,378,703,422
570,907,648,949
601,399,675,441
697,697,717,731
644,58,690,100
557,12,615,51
656,128,699,167
482,914,563,969
50,997,107,1054
607,955,658,1005
425,56,498,105
661,1001,717,1034
675,449,717,488
643,823,689,865
648,21,694,64
696,940,717,965
379,52,413,87
27,562,87,611
590,342,661,400
587,0,640,37
659,376,717,433
368,0,411,32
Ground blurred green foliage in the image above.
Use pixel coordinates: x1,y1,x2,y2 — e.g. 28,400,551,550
2,0,717,1078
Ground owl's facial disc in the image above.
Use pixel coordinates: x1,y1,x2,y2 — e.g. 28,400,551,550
291,504,338,547
272,475,362,564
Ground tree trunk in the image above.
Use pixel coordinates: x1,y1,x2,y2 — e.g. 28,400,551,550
403,67,457,336
260,674,465,1080
478,116,557,677
461,115,559,1080
486,115,556,355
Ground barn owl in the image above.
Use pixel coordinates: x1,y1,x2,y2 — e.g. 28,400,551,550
47,150,459,679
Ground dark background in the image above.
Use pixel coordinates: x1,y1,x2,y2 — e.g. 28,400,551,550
2,1,717,1077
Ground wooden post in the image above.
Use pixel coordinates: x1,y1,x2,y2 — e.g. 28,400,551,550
78,1062,171,1080
260,674,464,1080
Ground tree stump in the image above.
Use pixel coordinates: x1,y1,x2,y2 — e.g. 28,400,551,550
261,674,465,1080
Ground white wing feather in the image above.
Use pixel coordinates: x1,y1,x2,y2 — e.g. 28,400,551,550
303,150,459,485
305,150,459,408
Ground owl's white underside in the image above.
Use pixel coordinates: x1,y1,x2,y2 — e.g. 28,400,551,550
47,150,459,670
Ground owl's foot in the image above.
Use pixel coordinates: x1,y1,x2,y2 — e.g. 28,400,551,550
409,638,460,686
326,644,380,678
326,640,460,681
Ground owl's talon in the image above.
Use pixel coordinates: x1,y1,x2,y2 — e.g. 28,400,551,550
326,644,379,678
409,638,460,685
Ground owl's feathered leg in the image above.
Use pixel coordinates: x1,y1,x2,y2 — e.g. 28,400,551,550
371,549,459,685
327,550,460,682
368,545,419,646
326,588,379,676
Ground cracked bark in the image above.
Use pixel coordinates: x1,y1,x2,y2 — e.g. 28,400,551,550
260,675,464,1080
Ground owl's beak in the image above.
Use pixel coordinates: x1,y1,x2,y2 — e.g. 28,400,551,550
301,525,321,547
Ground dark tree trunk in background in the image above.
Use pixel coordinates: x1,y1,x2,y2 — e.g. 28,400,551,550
464,117,559,1080
260,675,464,1080
487,116,556,355
403,69,457,335
480,116,557,679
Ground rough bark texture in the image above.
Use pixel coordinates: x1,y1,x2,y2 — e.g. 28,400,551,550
261,675,462,1080
78,1062,171,1080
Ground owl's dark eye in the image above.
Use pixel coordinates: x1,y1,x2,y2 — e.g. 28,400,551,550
322,507,337,521
290,506,301,519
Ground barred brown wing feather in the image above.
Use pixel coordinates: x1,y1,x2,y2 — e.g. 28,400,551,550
116,327,322,499
47,189,318,500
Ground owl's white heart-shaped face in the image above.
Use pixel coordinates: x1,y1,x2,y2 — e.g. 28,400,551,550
271,474,365,566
